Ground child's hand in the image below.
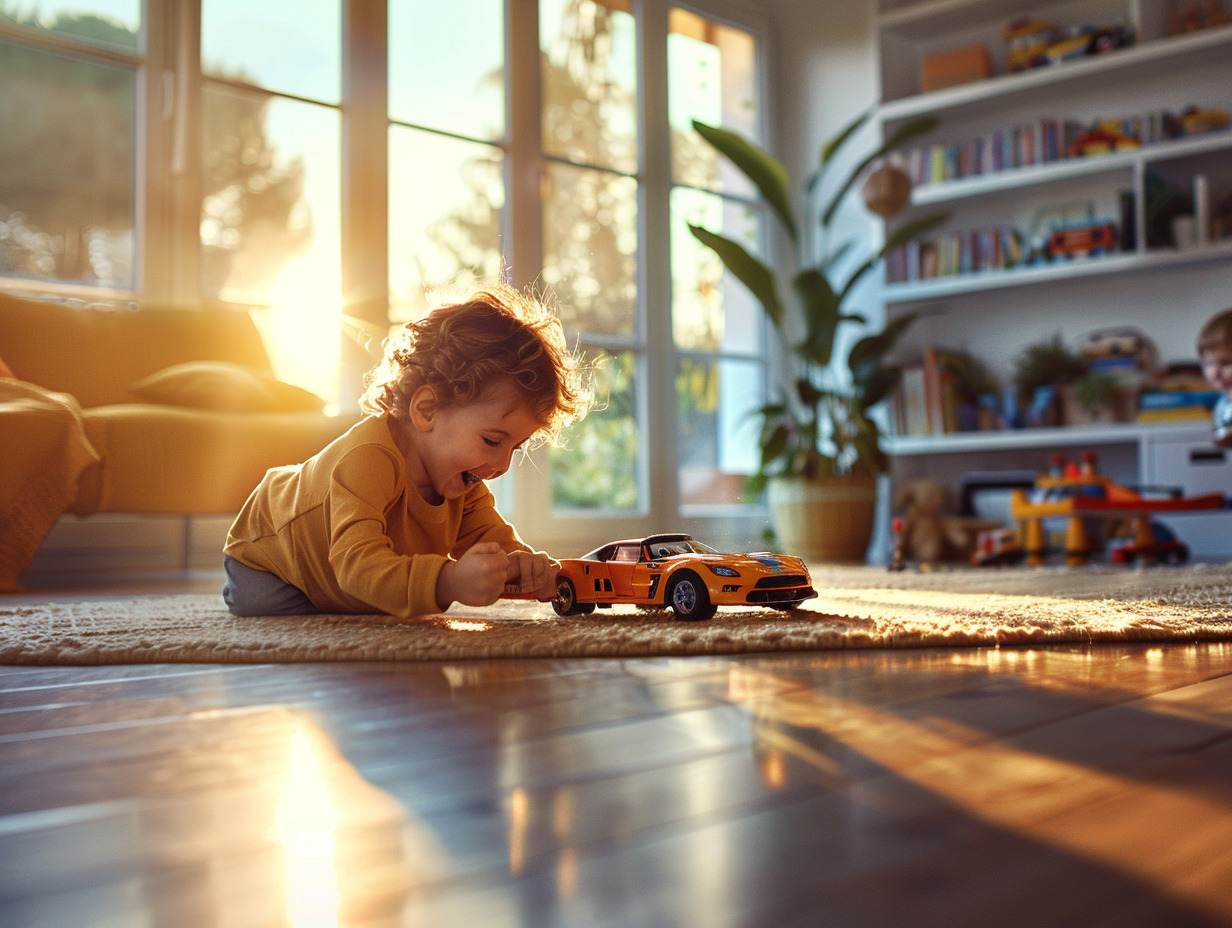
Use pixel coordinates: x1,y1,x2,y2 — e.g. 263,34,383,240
436,542,509,610
505,550,561,601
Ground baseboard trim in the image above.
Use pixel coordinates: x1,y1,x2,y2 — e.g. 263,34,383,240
22,514,234,580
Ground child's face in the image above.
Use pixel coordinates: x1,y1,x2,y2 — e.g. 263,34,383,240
1202,346,1232,394
410,386,542,502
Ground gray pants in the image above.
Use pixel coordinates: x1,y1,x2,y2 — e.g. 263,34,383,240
223,556,319,616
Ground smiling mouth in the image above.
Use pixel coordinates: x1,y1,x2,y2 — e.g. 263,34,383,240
462,471,482,487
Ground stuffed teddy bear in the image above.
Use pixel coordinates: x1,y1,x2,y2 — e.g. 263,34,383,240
892,478,972,564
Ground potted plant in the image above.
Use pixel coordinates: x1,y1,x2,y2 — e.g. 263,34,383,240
1012,332,1088,427
687,112,944,562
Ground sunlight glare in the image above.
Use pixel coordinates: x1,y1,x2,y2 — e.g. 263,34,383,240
446,619,491,632
509,787,528,876
270,729,342,928
259,256,342,407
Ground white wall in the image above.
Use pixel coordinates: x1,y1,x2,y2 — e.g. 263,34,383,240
766,0,878,184
765,0,887,343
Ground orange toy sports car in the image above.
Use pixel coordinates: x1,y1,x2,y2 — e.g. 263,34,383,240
551,533,817,621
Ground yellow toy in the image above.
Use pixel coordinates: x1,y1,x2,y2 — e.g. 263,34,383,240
1009,452,1224,566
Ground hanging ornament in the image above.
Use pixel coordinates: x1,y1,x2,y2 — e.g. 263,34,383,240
861,160,912,218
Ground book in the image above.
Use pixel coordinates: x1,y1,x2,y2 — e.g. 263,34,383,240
1137,389,1221,410
895,365,930,436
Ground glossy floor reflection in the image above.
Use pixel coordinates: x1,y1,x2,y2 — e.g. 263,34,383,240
3,586,1232,926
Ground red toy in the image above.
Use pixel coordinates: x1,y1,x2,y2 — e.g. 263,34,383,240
1010,452,1223,566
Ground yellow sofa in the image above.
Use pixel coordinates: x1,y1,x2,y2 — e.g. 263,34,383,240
0,290,359,586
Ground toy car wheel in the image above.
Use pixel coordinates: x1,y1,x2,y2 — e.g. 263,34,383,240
1163,548,1188,566
667,571,716,621
552,578,594,617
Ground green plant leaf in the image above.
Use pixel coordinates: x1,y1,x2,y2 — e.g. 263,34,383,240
750,400,789,422
847,312,918,386
792,269,840,366
687,224,785,328
859,366,902,410
820,115,939,228
821,108,872,168
805,108,874,195
743,471,769,497
692,120,798,242
760,424,792,467
796,378,824,406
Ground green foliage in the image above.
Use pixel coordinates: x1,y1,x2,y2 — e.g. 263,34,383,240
1013,332,1087,396
550,351,639,510
687,116,945,483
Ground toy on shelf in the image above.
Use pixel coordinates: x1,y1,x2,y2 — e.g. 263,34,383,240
1046,220,1118,260
1179,106,1231,135
1068,124,1141,157
1005,19,1062,71
1004,18,1134,72
548,533,817,622
1168,0,1231,34
1009,451,1224,566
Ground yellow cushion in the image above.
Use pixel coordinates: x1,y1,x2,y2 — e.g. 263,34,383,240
128,361,325,413
79,406,359,514
0,291,271,408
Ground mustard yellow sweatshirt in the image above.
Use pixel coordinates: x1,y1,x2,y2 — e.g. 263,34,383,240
224,415,528,616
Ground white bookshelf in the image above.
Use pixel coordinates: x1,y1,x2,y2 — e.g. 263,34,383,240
872,0,1232,554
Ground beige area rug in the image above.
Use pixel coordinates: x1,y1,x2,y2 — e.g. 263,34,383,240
3,564,1232,665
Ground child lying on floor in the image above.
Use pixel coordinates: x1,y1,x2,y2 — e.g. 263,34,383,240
222,284,590,617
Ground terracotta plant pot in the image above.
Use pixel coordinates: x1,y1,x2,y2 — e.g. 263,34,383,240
767,474,877,563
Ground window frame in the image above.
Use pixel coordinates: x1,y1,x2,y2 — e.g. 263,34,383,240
0,0,776,555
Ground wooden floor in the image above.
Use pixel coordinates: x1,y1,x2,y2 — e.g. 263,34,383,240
5,574,1232,927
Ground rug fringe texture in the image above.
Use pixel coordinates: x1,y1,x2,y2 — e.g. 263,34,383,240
3,565,1231,664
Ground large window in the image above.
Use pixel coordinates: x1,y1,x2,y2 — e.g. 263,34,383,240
0,0,770,549
0,2,140,291
200,1,344,400
668,9,767,510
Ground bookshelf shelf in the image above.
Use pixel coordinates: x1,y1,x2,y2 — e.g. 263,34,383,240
879,23,1232,117
886,421,1210,456
910,131,1232,206
877,0,1068,36
883,238,1232,305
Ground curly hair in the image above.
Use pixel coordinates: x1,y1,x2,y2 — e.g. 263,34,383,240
360,284,590,447
1198,308,1232,356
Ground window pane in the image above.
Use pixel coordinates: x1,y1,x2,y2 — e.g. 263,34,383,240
0,1,138,52
542,162,637,338
669,10,759,195
677,357,763,507
670,187,762,355
202,0,341,105
551,350,640,511
389,0,504,141
540,0,636,174
202,87,342,400
0,39,134,289
388,127,505,325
